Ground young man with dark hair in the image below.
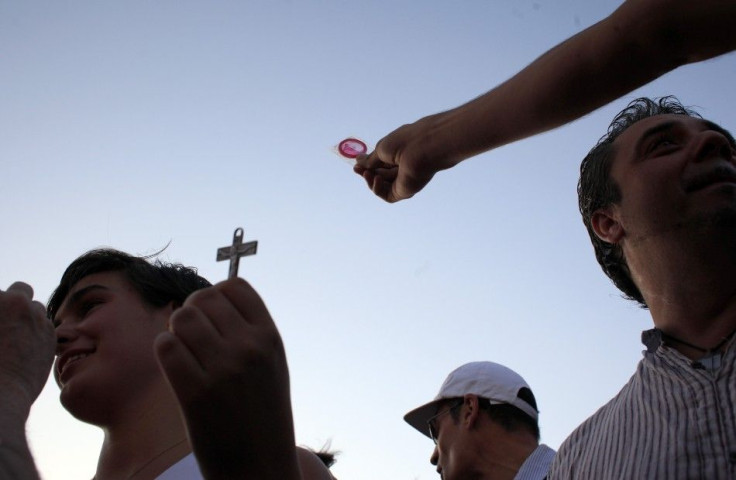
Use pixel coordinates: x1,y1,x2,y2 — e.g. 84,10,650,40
404,361,554,480
577,96,736,307
4,248,333,480
354,0,736,203
548,97,736,479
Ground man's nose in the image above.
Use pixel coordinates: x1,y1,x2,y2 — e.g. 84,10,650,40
54,321,78,353
430,445,439,466
693,129,735,163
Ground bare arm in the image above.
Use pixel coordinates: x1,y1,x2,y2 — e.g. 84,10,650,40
355,0,736,202
0,283,56,480
0,416,38,480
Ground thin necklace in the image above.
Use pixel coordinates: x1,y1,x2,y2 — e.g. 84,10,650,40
126,438,188,480
659,327,736,355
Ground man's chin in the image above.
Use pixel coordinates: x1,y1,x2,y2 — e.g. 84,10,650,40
59,383,98,424
59,384,81,414
688,206,736,231
710,206,736,228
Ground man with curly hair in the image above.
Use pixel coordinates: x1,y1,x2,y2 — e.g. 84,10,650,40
549,97,736,479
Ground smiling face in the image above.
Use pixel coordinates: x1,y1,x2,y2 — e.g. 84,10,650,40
53,271,173,425
593,114,736,256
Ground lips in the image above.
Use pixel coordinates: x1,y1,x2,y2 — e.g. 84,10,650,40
57,349,94,381
684,165,736,193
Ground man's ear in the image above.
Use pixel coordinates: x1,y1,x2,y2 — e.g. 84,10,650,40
591,207,624,244
463,395,481,429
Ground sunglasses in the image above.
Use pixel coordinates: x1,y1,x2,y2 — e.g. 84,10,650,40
426,400,463,445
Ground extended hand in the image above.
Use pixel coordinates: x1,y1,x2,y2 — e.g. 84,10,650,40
353,113,465,203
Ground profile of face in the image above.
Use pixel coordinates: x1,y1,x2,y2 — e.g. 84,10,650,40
53,271,174,424
428,400,475,480
592,114,736,248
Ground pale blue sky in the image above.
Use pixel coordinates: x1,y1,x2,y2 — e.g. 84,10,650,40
2,1,735,479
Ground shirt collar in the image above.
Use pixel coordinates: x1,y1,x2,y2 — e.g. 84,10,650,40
641,328,663,353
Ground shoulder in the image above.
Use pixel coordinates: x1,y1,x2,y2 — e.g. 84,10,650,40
548,376,640,478
516,444,556,480
296,447,335,480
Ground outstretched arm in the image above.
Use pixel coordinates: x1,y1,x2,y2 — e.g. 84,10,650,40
0,283,56,480
155,278,332,480
355,0,736,202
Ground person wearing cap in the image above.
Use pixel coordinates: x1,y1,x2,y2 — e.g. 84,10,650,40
405,361,555,480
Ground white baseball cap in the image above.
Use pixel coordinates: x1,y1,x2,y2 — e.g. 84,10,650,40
404,361,539,438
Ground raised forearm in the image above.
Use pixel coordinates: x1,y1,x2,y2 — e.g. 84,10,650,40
0,410,40,480
0,283,54,480
355,0,736,203
422,0,736,163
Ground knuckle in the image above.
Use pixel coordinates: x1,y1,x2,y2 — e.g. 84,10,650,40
185,286,217,305
170,306,195,325
170,309,201,333
3,291,30,310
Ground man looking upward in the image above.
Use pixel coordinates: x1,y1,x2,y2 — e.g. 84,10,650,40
549,97,736,479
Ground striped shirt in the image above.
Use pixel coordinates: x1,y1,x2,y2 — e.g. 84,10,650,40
548,329,736,479
516,444,555,480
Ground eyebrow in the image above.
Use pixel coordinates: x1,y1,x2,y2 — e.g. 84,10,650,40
635,118,736,155
635,120,678,155
54,284,109,324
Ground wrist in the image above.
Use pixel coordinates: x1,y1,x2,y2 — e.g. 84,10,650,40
420,103,504,168
408,110,474,170
0,423,40,480
0,383,35,425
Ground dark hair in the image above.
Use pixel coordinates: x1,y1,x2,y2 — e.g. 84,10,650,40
314,450,337,469
578,96,701,307
312,448,338,469
449,387,540,441
47,248,212,320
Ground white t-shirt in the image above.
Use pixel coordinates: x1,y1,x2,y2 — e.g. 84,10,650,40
155,453,204,480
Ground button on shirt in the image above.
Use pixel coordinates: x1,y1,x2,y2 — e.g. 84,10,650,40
548,329,736,479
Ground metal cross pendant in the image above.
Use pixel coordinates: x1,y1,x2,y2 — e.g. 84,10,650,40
216,227,258,279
